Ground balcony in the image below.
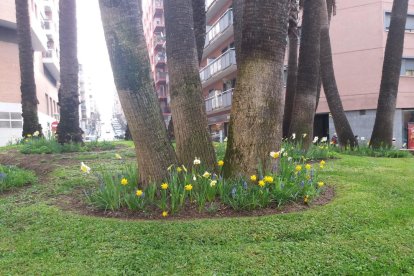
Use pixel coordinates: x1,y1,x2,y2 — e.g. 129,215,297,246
42,49,60,81
153,0,163,17
42,19,54,35
154,53,166,67
205,0,229,22
205,88,233,113
153,20,165,33
199,48,237,88
203,8,233,59
155,71,167,85
153,35,165,50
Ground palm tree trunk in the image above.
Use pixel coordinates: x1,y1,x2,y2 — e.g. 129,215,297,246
57,0,83,144
99,0,178,185
164,0,217,170
192,0,206,64
320,0,357,147
15,0,42,137
283,0,299,137
223,0,289,177
289,0,322,149
370,0,408,148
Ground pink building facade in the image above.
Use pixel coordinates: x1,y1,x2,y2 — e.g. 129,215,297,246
142,0,171,125
0,0,60,145
200,0,414,147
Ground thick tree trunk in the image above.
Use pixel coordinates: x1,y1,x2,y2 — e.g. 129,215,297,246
15,0,42,137
164,0,217,170
370,0,408,148
224,0,289,178
320,0,357,147
192,0,206,64
289,0,322,149
99,0,178,185
283,0,299,138
57,0,83,144
233,0,245,60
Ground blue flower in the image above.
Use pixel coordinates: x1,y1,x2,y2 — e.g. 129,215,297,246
242,181,248,190
212,173,217,180
231,187,237,198
300,181,305,187
280,182,285,189
0,173,7,181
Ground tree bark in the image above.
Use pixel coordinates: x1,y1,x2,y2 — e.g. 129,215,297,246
289,0,322,149
164,0,217,170
283,0,299,138
192,0,206,64
57,0,83,144
370,0,408,148
99,0,178,185
224,0,289,178
320,0,357,147
15,0,42,137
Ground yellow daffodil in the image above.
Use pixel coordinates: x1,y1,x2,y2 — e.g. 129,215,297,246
202,171,211,178
270,151,280,159
162,211,168,217
218,160,224,167
320,165,325,169
27,134,32,138
320,160,326,166
295,165,302,172
136,190,143,197
121,178,128,186
304,195,309,204
33,131,40,137
161,183,169,190
264,176,274,183
193,158,201,165
318,181,325,188
305,164,312,170
258,180,266,187
250,175,257,182
115,153,122,160
210,180,217,187
176,167,182,173
185,184,193,191
80,162,91,174
182,165,188,173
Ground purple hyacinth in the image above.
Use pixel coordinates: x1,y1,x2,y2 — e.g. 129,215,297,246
300,181,305,187
0,173,6,181
231,187,237,198
242,181,248,190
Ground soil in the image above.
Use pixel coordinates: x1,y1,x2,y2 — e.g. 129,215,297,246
0,148,335,221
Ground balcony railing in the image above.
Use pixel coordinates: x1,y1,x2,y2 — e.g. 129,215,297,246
205,0,215,11
42,49,58,59
153,20,165,32
155,54,166,64
205,9,233,48
200,48,236,83
154,0,163,17
156,71,167,83
153,35,165,49
205,88,233,112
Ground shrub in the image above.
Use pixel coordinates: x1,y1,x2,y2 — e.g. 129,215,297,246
0,165,37,192
333,145,412,158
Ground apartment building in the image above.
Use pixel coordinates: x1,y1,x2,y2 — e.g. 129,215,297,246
79,64,99,136
142,0,171,125
0,0,60,145
200,0,414,147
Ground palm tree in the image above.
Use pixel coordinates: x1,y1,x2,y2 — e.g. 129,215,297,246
319,0,357,147
164,0,217,170
56,0,83,143
15,0,42,137
289,0,322,149
99,0,178,185
223,0,289,177
192,0,206,64
283,0,300,137
370,0,409,148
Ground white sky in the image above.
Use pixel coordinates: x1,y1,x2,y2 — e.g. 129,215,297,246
76,0,117,124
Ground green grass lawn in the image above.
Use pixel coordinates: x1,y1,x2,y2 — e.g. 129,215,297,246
0,149,414,274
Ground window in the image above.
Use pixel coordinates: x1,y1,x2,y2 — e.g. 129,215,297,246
385,12,414,32
401,58,414,76
45,94,50,115
0,112,23,129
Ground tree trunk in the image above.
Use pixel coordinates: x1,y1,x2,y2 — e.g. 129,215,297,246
370,0,408,148
99,0,178,185
15,0,42,137
192,0,206,64
56,0,83,144
223,0,289,178
289,0,322,149
233,0,245,60
164,0,217,170
320,0,357,147
283,0,299,138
